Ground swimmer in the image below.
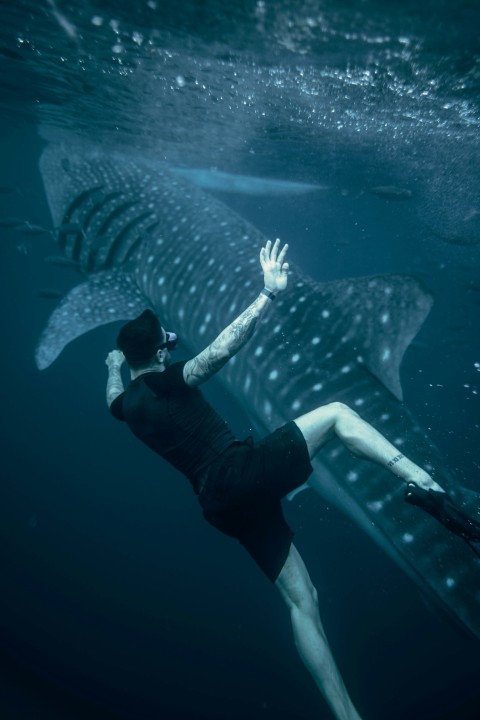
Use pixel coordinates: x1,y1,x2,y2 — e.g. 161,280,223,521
106,240,480,720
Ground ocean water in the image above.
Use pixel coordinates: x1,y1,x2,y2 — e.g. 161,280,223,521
0,1,479,719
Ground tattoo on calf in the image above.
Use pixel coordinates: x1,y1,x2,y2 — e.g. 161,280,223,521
387,453,405,468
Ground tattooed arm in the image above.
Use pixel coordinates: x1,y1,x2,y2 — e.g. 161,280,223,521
105,350,126,407
183,239,289,388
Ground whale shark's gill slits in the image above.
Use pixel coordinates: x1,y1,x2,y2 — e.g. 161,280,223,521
70,228,86,264
96,200,138,238
100,213,156,270
82,200,144,273
57,185,104,252
82,191,123,233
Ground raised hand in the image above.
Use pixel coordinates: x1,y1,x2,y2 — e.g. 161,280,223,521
260,239,289,294
106,349,125,368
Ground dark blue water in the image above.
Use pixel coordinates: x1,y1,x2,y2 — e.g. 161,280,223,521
1,2,480,719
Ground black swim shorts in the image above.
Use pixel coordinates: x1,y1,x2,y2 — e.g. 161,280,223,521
198,420,313,582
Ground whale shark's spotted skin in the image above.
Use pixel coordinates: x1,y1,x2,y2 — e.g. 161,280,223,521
37,143,480,639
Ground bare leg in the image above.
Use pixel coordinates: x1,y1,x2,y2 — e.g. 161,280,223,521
293,402,444,492
275,544,362,720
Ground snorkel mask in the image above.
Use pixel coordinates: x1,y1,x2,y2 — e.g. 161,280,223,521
157,331,178,351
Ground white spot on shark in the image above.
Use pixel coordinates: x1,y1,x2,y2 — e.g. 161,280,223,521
445,577,456,589
322,310,330,319
354,399,365,406
291,354,300,363
402,533,414,544
273,324,281,334
157,277,165,286
291,400,301,411
313,383,323,391
347,471,358,482
381,313,389,324
380,413,390,421
341,365,351,373
367,500,384,512
255,347,263,358
244,375,251,392
219,283,227,292
269,370,279,381
312,337,320,345
382,348,391,362
264,400,272,415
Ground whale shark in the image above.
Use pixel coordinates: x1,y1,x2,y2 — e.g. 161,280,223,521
35,142,480,640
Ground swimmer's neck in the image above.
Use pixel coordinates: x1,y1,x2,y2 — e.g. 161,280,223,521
131,365,166,380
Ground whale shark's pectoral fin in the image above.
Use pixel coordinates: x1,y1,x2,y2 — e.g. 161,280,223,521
35,269,151,369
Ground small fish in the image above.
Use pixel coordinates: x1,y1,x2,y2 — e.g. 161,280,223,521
431,228,480,247
16,242,31,255
21,223,54,236
0,217,25,228
35,289,64,299
462,208,480,222
44,255,80,268
368,185,413,200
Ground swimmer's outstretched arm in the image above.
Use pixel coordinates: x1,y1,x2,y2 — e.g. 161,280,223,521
183,239,289,387
105,349,126,407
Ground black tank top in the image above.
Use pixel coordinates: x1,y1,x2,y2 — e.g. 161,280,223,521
110,361,237,492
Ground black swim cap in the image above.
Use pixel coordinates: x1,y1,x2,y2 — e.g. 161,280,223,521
117,309,163,365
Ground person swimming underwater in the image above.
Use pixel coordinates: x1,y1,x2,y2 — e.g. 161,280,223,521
105,239,480,720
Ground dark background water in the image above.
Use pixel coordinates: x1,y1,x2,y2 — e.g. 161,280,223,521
1,1,480,719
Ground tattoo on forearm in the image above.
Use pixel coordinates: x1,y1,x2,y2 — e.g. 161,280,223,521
387,453,405,468
106,366,124,404
188,347,228,381
184,293,268,385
